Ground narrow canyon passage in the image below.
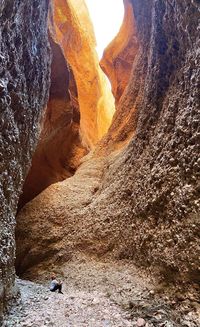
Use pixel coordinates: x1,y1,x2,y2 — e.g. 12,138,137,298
17,0,127,209
0,0,199,325
16,0,137,273
15,1,200,325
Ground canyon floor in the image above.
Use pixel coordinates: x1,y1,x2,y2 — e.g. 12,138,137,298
3,255,200,327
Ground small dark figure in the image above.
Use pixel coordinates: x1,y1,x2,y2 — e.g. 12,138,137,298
50,275,63,294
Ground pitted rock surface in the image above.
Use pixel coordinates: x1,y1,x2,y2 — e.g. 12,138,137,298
16,0,200,290
0,0,50,318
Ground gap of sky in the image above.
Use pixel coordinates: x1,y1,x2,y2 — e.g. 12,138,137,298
85,0,124,59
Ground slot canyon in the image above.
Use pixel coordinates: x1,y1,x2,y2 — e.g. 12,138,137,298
0,0,200,326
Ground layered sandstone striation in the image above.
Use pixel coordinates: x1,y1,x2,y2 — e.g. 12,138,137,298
51,0,115,148
16,0,200,291
0,0,50,318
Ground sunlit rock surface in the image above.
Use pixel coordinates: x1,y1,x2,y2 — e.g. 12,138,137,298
100,0,139,104
97,0,141,152
16,0,200,293
19,0,115,207
51,0,115,148
0,0,50,319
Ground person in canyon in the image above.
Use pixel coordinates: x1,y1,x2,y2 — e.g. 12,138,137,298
49,275,63,294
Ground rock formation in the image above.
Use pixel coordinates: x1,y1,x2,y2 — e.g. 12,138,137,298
51,0,115,148
16,0,200,294
18,37,87,208
97,0,141,152
100,0,139,104
0,0,50,318
1,0,200,322
19,0,116,208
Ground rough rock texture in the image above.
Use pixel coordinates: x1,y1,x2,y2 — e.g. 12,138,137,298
4,260,149,327
98,0,142,152
16,0,200,295
6,259,200,327
51,0,115,148
0,0,50,319
18,37,87,208
100,0,139,105
19,0,117,207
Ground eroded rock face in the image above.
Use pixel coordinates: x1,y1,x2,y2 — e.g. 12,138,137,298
51,0,115,148
18,37,87,208
16,0,200,292
98,0,142,152
19,0,116,207
100,0,139,104
0,0,50,318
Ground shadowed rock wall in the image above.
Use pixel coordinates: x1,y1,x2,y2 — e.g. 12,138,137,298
16,0,200,291
0,0,50,318
96,0,200,282
18,37,87,209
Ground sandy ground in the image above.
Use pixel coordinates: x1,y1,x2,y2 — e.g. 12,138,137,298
3,256,200,327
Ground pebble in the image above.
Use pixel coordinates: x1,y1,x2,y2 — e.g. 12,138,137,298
3,260,199,327
4,279,133,326
137,318,146,326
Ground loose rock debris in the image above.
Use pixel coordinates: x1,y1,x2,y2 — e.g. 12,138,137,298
3,258,200,326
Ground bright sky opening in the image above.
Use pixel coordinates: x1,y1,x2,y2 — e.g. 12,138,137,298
85,0,124,59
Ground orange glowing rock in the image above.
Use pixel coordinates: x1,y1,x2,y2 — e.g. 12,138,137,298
100,0,139,104
19,0,116,207
18,37,87,209
50,0,115,148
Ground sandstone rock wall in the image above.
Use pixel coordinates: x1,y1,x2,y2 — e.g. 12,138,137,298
99,0,200,281
117,0,200,281
100,0,139,105
0,0,50,318
97,0,142,152
18,37,87,208
51,0,115,148
16,0,200,290
19,0,116,208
